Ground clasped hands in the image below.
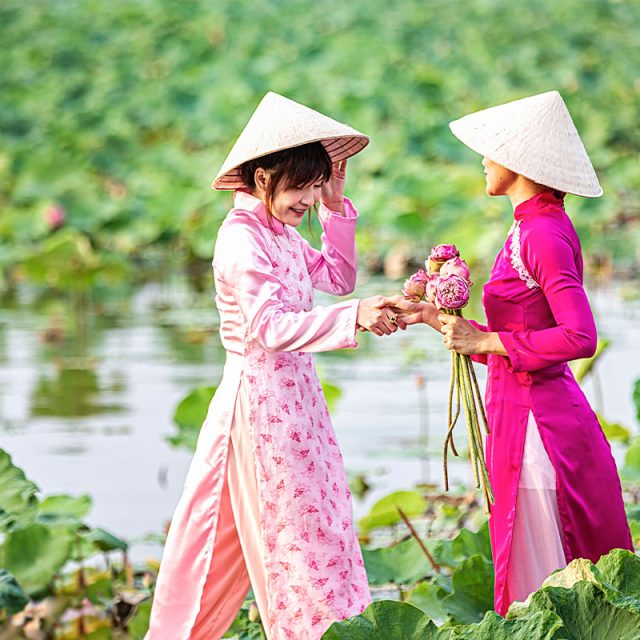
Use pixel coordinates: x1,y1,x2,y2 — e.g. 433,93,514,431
357,295,488,355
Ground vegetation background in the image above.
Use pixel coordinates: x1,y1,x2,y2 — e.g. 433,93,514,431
1,0,640,290
1,0,640,638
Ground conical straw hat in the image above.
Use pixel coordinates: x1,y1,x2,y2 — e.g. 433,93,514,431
213,92,370,190
449,91,603,198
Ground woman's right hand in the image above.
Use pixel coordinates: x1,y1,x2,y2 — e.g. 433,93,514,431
356,296,400,336
382,295,442,331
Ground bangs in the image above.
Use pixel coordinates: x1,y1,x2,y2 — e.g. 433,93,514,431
279,142,333,189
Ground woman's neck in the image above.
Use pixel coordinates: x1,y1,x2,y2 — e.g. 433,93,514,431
507,177,549,210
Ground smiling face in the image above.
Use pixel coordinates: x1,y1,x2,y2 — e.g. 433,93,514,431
482,156,519,196
240,142,333,228
254,171,323,228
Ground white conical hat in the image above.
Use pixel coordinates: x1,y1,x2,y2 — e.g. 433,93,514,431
213,92,369,190
449,91,603,198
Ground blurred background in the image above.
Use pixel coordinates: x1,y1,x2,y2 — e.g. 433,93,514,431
1,0,640,636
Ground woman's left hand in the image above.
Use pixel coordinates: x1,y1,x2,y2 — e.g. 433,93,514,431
439,313,486,355
321,160,346,215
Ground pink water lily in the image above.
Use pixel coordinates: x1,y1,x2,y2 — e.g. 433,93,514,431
428,244,459,272
43,204,66,230
402,269,428,302
440,256,471,282
435,274,470,310
425,273,439,304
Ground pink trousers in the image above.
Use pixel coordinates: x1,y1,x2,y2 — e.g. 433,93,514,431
506,412,567,605
189,381,271,640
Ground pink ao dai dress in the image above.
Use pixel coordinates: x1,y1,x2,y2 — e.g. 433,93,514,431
145,191,371,640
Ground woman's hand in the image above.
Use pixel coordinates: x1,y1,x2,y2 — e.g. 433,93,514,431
439,313,489,355
321,160,346,215
383,295,441,331
357,296,403,336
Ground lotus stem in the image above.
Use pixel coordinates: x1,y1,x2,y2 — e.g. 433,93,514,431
396,506,442,574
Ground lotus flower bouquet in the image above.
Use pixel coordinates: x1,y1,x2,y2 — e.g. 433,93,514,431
403,244,494,512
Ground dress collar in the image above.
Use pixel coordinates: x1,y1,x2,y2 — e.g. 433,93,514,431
513,190,565,221
233,190,286,235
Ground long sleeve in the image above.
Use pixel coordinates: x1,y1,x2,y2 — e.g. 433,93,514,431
213,220,359,353
299,197,358,295
498,219,597,373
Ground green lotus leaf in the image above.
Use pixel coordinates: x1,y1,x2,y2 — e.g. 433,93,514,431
361,537,436,586
0,448,39,533
167,385,217,451
358,490,427,533
321,600,448,639
449,610,565,639
440,555,494,625
39,494,93,519
0,569,29,616
0,523,73,595
512,580,640,639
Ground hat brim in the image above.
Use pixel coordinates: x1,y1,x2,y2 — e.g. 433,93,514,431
212,134,369,190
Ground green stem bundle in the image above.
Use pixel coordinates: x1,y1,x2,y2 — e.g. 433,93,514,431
442,309,495,513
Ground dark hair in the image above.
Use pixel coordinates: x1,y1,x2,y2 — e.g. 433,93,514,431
240,142,332,225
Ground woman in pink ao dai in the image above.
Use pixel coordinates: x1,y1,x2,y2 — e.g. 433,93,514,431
146,93,399,640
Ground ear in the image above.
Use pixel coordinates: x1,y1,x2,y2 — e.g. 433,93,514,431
254,167,269,192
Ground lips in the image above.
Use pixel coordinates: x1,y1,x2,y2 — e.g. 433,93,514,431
290,207,306,217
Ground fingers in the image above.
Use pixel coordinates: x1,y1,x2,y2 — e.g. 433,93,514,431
382,294,404,307
372,308,399,336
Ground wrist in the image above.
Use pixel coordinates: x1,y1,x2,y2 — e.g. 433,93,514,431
478,332,500,355
422,303,438,328
321,198,345,215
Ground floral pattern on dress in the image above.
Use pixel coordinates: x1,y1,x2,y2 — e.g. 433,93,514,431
242,230,370,640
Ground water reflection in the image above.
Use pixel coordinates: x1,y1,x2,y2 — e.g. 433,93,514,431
31,366,126,418
0,277,637,564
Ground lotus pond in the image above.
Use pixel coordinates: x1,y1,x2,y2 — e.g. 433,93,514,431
1,273,640,638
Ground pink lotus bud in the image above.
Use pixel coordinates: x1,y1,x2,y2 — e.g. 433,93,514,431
402,270,427,302
435,274,470,310
43,204,66,229
427,244,459,272
440,256,471,281
425,273,439,304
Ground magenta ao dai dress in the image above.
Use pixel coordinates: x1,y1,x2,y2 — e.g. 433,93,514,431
472,191,633,615
146,191,371,639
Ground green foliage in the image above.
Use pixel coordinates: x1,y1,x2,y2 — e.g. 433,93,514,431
39,494,93,519
327,550,640,639
321,381,343,414
0,447,128,598
167,385,217,451
362,537,436,586
569,338,609,383
439,555,494,625
634,378,640,423
128,598,153,640
620,437,640,483
0,523,73,595
322,600,444,639
0,569,29,616
448,611,565,640
0,449,40,532
359,490,427,533
597,413,631,445
1,0,640,286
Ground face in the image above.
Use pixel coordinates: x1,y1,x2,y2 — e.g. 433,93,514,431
482,156,518,196
254,169,323,227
